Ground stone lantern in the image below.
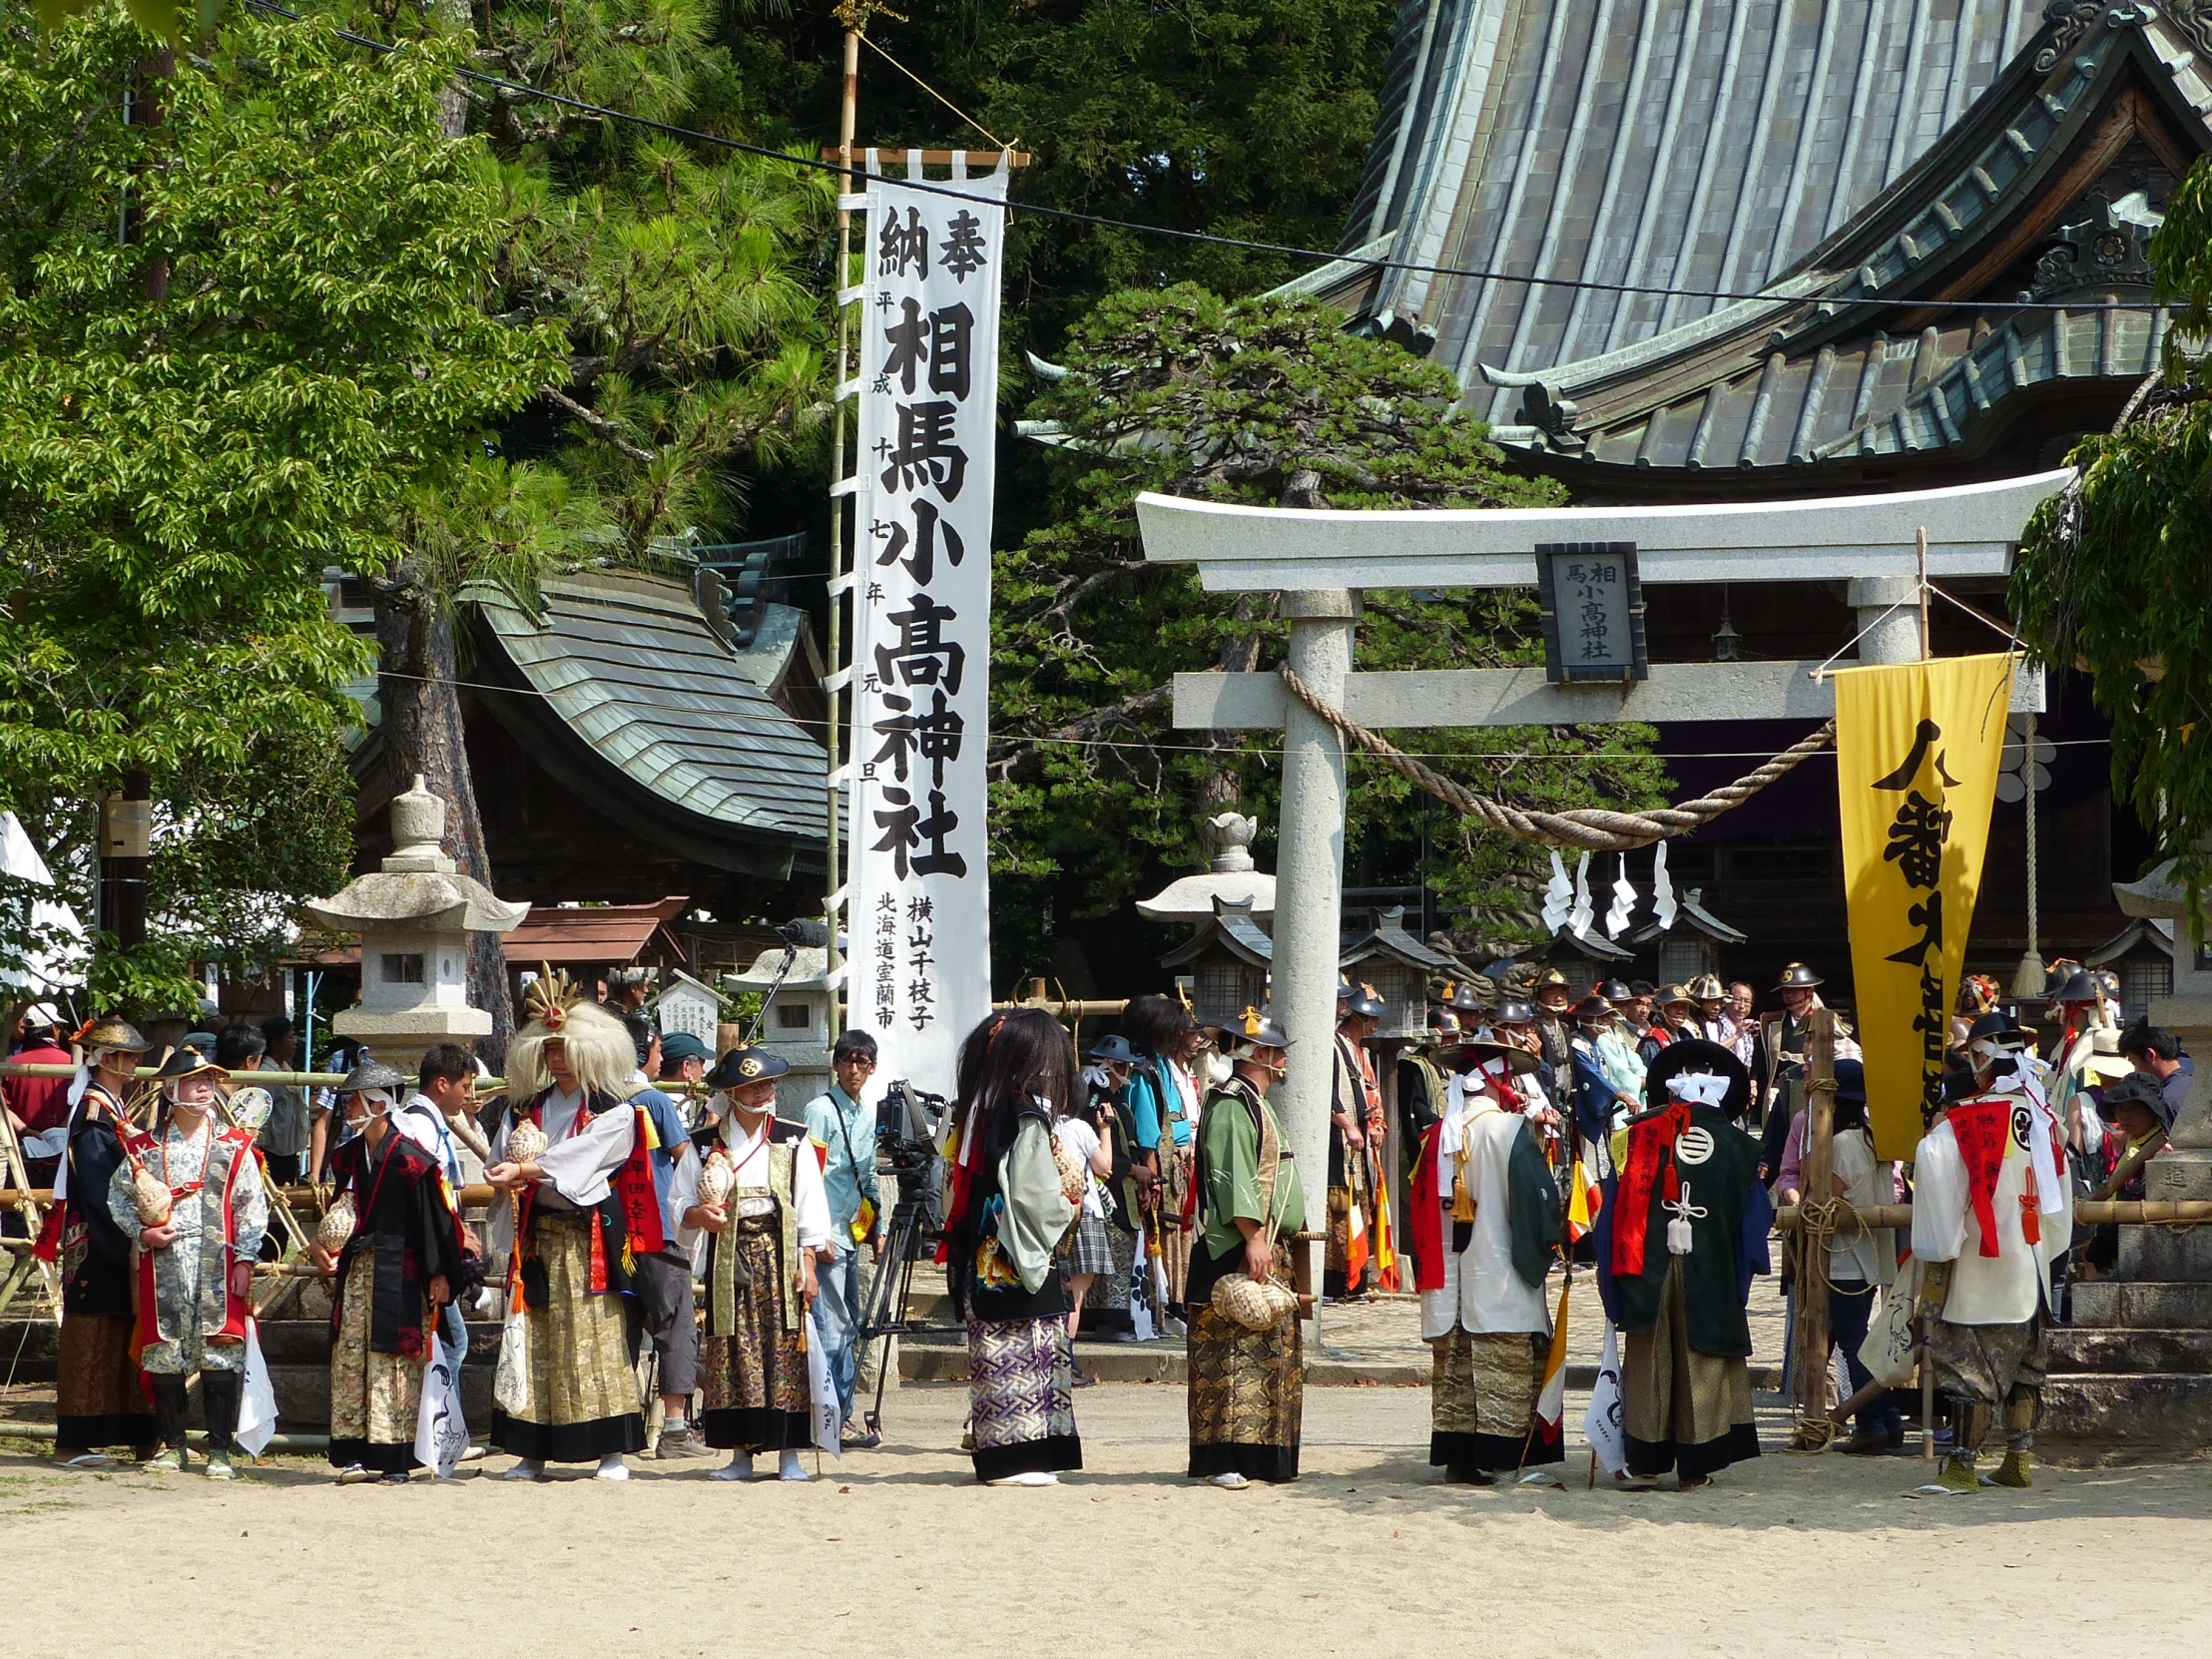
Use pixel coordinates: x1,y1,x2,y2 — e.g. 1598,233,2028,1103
1339,906,1453,1041
727,945,835,1114
301,777,530,1065
1160,896,1274,1031
1137,813,1276,923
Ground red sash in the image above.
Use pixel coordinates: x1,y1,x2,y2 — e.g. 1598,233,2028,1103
510,1095,664,1298
1945,1100,2010,1259
1407,1122,1445,1293
1610,1102,1691,1279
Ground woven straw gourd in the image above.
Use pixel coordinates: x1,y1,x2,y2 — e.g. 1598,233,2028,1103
316,1190,356,1252
131,1167,173,1228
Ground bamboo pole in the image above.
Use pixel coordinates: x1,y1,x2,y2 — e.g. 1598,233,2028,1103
1793,1009,1837,1428
1774,1198,2212,1229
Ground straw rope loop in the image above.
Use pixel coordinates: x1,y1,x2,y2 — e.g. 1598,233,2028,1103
1276,662,1836,850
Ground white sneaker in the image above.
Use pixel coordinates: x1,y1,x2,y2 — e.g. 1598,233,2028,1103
778,1449,809,1482
986,1470,1059,1487
502,1459,547,1482
593,1455,630,1481
1210,1471,1251,1489
711,1452,756,1482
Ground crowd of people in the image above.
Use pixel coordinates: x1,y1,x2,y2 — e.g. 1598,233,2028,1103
1,949,2184,1495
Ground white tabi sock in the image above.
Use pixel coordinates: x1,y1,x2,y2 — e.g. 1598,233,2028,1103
502,1459,546,1481
712,1450,755,1482
778,1449,809,1482
594,1454,630,1480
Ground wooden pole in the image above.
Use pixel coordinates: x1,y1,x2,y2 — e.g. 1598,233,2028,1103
1915,525,1931,660
1793,1008,1837,1425
823,23,860,1043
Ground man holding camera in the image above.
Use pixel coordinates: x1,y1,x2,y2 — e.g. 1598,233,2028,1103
804,1029,887,1447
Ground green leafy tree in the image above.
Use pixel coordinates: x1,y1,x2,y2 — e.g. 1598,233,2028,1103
725,0,1397,349
2012,157,2212,911
991,286,1669,989
0,7,566,1014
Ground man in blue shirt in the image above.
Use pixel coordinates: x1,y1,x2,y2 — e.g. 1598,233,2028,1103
804,1029,883,1445
623,1014,709,1459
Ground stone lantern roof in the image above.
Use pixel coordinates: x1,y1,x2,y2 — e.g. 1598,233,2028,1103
302,776,530,935
1137,812,1277,923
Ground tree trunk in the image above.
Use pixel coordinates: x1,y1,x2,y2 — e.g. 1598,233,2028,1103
370,561,514,1065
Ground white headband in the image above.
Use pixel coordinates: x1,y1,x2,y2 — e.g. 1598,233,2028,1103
1665,1072,1730,1106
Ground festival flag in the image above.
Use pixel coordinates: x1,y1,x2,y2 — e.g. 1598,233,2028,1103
1834,653,2011,1156
237,1320,278,1458
1374,1178,1398,1293
1344,1193,1371,1287
807,1321,843,1459
1582,1323,1627,1476
1533,1276,1571,1450
1565,1158,1602,1243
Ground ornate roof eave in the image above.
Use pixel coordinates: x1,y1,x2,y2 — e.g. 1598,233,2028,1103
1480,15,2212,470
1628,888,1748,946
1340,905,1456,972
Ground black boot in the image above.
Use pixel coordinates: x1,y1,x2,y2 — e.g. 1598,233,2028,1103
201,1371,241,1453
148,1377,190,1471
201,1371,243,1479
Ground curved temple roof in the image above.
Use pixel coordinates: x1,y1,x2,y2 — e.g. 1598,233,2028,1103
1318,1,2212,467
1335,0,2043,407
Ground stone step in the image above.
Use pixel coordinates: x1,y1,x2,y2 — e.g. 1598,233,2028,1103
2047,1327,2212,1376
2068,1280,2212,1329
2037,1372,2212,1448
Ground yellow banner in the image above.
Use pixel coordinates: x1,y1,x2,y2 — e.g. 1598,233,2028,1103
1834,654,2013,1158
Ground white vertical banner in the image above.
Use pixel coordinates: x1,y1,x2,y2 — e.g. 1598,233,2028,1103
846,153,1007,1095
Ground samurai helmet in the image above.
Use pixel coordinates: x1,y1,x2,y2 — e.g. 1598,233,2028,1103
1493,998,1537,1025
1687,972,1727,1002
1341,981,1386,1020
1657,983,1697,1011
152,1045,228,1089
1571,993,1615,1023
1220,1005,1293,1053
1599,979,1634,1005
1774,962,1824,990
79,1015,151,1056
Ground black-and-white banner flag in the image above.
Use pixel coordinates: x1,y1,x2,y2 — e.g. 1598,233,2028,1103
845,154,1006,1092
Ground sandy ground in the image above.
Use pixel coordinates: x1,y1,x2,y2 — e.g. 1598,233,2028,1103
6,1369,2208,1659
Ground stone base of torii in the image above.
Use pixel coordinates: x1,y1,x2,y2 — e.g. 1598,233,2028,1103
1135,469,2068,1330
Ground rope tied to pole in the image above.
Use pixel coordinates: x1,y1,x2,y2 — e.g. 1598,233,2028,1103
1276,663,1837,850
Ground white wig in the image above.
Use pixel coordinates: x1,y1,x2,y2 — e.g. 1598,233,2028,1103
503,999,636,1104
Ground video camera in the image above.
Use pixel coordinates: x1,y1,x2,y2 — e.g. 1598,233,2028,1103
875,1078,946,1223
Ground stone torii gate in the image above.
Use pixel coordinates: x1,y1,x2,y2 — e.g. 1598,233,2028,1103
1135,467,2069,1311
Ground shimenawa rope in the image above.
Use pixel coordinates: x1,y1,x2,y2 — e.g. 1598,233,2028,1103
1276,663,1836,850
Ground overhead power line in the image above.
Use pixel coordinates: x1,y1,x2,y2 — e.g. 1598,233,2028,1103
244,1,2169,319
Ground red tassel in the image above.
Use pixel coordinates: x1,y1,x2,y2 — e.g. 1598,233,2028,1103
588,1210,609,1294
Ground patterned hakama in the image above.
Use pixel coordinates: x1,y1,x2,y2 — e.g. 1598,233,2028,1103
490,1210,646,1463
966,1315,1082,1481
1929,1314,2048,1451
1187,1251,1304,1483
1621,1259,1759,1479
701,1219,812,1452
54,1315,153,1455
1429,1329,1555,1472
328,1248,426,1473
1160,1144,1195,1307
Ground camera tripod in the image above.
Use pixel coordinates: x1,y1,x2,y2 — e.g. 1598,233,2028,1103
854,1182,959,1438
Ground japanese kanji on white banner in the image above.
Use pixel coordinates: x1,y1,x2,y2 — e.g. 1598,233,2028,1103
844,153,1007,1096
